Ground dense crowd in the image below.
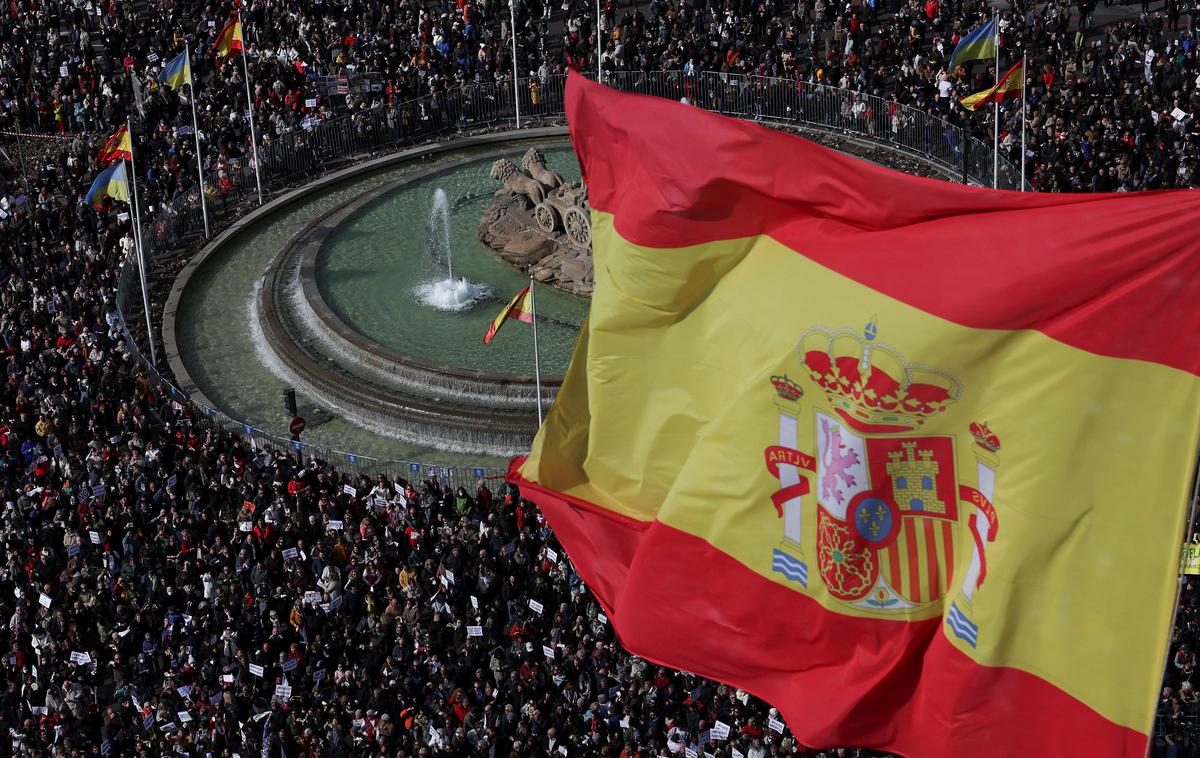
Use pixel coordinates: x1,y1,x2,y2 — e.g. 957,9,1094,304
0,0,1198,754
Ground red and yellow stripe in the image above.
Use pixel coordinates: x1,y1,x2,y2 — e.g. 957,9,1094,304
97,126,132,165
214,16,244,58
482,285,533,345
961,60,1025,111
509,72,1200,756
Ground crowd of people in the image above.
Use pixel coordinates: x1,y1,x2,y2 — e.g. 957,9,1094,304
0,0,1199,753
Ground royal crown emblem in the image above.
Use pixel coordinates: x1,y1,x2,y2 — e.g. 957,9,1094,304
771,374,804,402
764,319,1000,649
798,317,963,434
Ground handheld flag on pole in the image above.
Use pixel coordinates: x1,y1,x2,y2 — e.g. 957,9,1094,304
509,72,1200,757
960,59,1024,111
84,161,130,206
214,17,244,57
97,126,132,164
482,285,533,345
948,18,997,70
157,50,192,90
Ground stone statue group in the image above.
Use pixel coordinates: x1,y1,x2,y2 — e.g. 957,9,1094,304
490,149,591,248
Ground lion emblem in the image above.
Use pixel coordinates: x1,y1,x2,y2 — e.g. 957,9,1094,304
522,148,564,189
489,159,546,205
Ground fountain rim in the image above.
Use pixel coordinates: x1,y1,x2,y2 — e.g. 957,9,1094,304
162,128,573,415
297,151,571,387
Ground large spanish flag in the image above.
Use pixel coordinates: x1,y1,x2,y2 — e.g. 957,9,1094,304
509,71,1200,756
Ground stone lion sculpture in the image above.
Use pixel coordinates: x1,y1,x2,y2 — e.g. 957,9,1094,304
490,159,546,205
522,148,563,189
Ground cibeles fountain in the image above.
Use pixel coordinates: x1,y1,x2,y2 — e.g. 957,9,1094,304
251,144,589,456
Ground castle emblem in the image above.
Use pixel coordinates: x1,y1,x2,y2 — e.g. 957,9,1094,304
764,319,1000,647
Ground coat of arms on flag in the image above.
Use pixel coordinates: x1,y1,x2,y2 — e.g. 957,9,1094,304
766,318,999,645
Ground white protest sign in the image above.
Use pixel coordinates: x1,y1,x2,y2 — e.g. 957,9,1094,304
327,520,343,531
546,548,558,563
89,531,101,544
528,599,544,614
39,593,51,608
466,625,483,637
768,716,785,734
305,98,317,108
70,651,91,665
248,664,264,677
222,674,234,683
710,720,730,740
304,591,321,605
443,569,454,585
178,711,192,723
470,595,479,610
342,484,356,497
597,613,608,625
731,750,745,758
239,522,252,532
543,645,555,659
274,684,292,699
281,547,298,560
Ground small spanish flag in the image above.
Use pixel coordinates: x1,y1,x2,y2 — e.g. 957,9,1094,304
960,60,1024,111
214,17,244,58
84,161,130,207
157,50,192,90
482,286,533,344
97,126,132,165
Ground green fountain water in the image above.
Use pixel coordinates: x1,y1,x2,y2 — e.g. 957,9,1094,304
316,146,585,377
175,139,582,467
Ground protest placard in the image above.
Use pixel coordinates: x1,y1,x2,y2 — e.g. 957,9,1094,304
466,625,483,637
529,599,544,614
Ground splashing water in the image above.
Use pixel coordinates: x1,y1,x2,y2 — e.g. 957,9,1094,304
415,278,492,311
417,188,490,310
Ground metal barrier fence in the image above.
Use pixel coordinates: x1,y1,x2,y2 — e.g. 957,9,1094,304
112,71,1025,479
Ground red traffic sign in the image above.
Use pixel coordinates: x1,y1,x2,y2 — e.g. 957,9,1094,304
289,416,306,436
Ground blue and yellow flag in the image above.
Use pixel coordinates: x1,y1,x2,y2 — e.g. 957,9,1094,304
84,161,130,207
948,19,997,70
157,50,192,90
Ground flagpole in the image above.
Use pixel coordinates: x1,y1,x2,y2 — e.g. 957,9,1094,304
529,275,543,426
992,11,999,189
239,14,264,205
1020,52,1027,192
510,0,521,128
126,116,159,367
596,0,603,82
186,42,210,237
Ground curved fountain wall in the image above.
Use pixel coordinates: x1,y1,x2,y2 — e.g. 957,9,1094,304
247,156,566,455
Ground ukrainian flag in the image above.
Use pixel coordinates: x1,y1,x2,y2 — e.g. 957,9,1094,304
948,19,997,70
157,50,191,90
84,161,130,207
